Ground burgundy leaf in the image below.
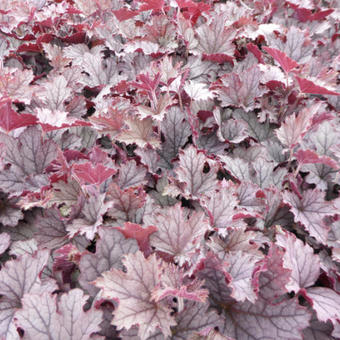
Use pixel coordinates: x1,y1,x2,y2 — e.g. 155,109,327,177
0,98,37,132
72,162,116,185
296,77,340,96
263,47,299,73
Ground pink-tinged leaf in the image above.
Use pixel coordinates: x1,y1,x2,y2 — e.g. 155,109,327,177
72,162,116,185
80,52,124,87
212,66,265,111
106,183,146,224
113,8,139,21
4,126,57,176
145,204,209,264
15,289,103,340
0,233,10,255
139,0,164,11
275,103,323,149
224,251,261,303
267,26,313,64
200,187,241,235
89,107,125,138
263,47,299,73
296,77,340,96
194,15,235,57
116,160,147,190
116,222,157,255
79,227,138,296
67,193,112,240
305,287,340,325
0,250,56,339
35,108,74,128
94,251,176,339
276,231,320,292
175,145,218,199
0,67,34,104
137,93,173,121
117,117,160,148
0,99,37,132
282,189,334,244
259,244,291,301
0,249,52,302
152,264,208,303
302,312,334,340
222,297,311,340
36,75,72,111
294,149,338,169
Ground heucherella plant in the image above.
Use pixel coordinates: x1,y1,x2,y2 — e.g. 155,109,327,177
0,0,339,339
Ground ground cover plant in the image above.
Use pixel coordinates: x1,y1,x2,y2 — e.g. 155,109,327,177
0,0,339,339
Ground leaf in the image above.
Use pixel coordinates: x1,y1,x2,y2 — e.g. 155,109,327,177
175,145,218,199
263,47,299,73
0,98,37,132
0,233,10,255
216,119,248,144
116,160,147,189
37,75,72,111
294,149,338,168
15,289,103,340
200,186,240,234
94,251,176,340
212,66,265,111
276,231,320,292
0,250,56,339
158,106,191,169
296,77,340,96
194,15,235,57
67,192,112,239
305,287,340,325
4,126,57,177
184,81,214,101
145,204,209,264
72,162,116,185
117,117,160,148
224,250,261,303
80,52,123,87
221,297,311,340
276,103,323,149
116,222,157,255
282,189,334,244
79,227,138,296
0,67,34,104
267,26,313,64
259,244,291,301
106,183,146,224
